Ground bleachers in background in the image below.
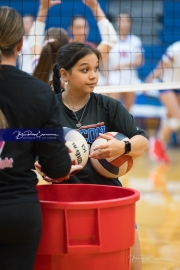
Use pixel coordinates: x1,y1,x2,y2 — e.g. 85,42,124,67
159,0,180,47
139,0,180,81
0,0,107,45
135,1,180,145
162,0,180,17
2,0,180,80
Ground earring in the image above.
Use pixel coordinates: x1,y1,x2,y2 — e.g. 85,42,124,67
18,51,22,56
64,81,68,85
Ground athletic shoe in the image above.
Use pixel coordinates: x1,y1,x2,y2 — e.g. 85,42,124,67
149,136,170,163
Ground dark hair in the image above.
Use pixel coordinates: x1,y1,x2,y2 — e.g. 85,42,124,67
33,28,69,84
52,42,102,94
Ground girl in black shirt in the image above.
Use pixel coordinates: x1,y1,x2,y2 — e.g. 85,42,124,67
40,1,149,269
49,40,149,270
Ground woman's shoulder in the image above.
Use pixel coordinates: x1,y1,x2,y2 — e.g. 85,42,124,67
1,65,50,92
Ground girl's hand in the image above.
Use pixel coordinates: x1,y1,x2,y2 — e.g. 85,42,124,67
82,0,98,11
34,161,83,183
89,133,127,159
40,0,61,10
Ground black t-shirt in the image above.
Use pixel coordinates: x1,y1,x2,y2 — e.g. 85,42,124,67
0,66,71,205
58,91,148,186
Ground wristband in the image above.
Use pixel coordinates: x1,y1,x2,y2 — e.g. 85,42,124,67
97,19,118,47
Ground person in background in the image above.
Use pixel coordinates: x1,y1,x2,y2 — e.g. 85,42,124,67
145,41,180,163
105,11,144,111
68,15,96,47
18,14,34,74
0,6,81,270
68,4,114,85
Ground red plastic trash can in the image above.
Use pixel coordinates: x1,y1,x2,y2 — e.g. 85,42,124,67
34,184,140,270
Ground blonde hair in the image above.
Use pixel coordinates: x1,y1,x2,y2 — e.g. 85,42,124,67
0,6,24,127
0,6,24,64
0,110,8,128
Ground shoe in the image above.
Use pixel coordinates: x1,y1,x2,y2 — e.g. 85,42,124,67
149,136,170,163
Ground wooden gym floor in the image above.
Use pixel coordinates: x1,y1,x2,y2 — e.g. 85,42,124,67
37,142,180,270
122,147,180,270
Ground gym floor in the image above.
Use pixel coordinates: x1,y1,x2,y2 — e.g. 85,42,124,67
122,147,180,270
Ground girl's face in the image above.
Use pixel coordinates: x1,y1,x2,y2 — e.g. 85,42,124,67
117,14,131,35
71,18,89,42
65,53,99,95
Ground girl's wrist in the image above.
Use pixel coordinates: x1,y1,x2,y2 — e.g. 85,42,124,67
38,5,49,16
91,3,100,15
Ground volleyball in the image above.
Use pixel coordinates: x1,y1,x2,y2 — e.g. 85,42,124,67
90,132,133,178
63,127,89,167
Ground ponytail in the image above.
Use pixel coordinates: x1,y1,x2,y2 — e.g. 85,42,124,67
52,63,61,94
33,43,54,83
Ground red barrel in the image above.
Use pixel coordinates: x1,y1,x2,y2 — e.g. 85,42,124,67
34,184,140,270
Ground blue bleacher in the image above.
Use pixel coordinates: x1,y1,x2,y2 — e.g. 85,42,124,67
159,0,180,47
140,1,180,80
164,0,180,10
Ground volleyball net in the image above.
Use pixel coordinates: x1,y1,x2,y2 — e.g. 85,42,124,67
95,82,180,94
0,0,180,96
